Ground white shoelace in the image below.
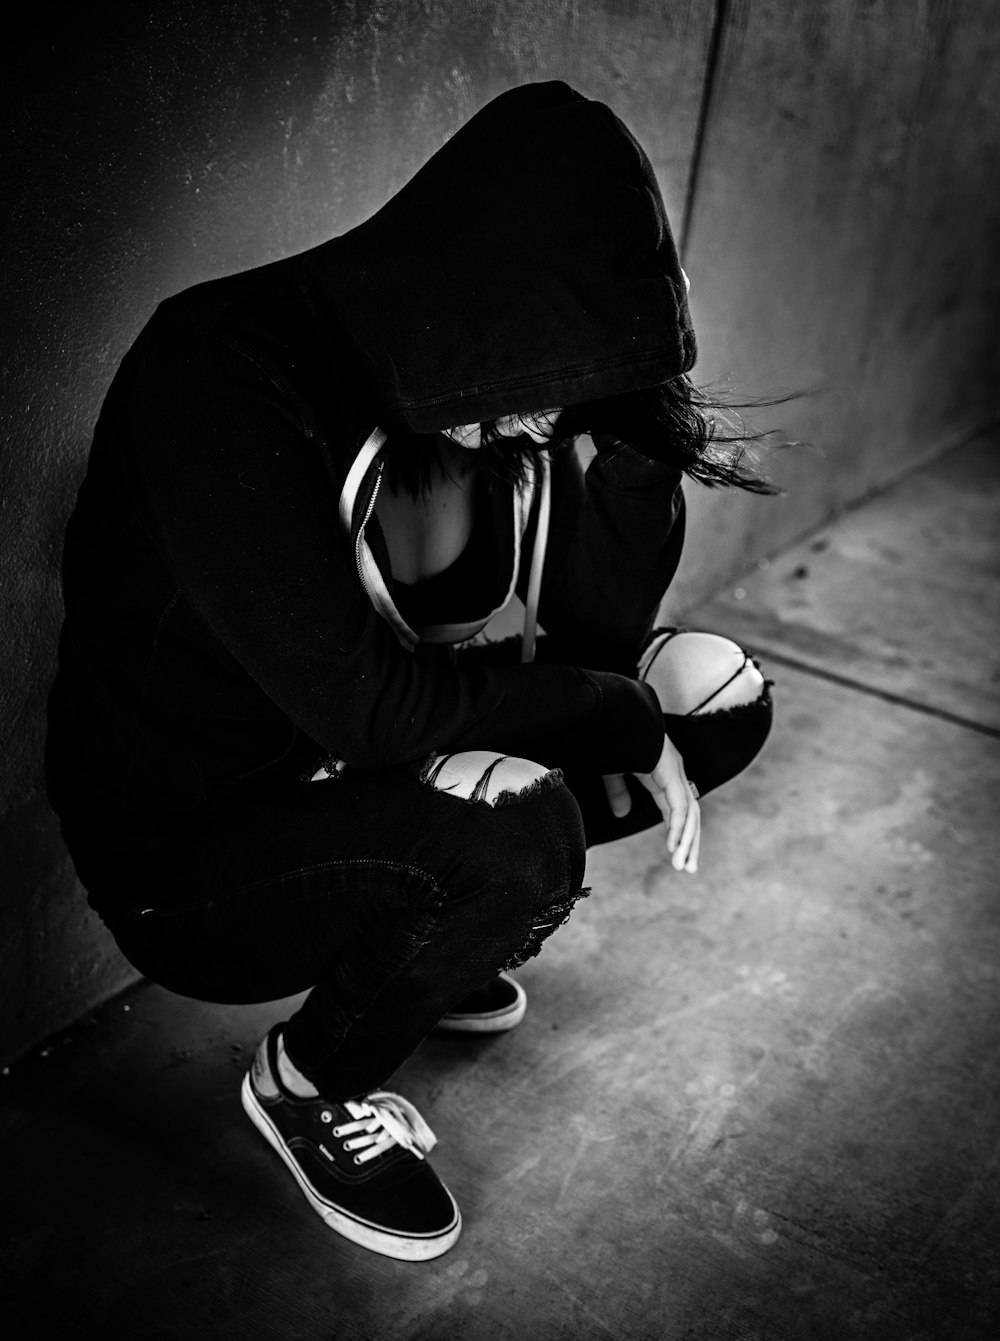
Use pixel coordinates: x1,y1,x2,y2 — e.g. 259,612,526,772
331,1091,437,1165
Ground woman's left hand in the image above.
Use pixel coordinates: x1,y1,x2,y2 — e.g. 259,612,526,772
603,735,700,873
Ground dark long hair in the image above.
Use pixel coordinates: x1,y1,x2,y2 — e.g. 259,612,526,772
382,375,783,498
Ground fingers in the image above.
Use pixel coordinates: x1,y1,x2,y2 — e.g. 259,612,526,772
603,773,632,818
661,774,700,873
632,734,702,875
634,776,699,874
677,785,700,873
662,771,686,854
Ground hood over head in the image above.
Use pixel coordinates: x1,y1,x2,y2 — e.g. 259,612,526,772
307,80,696,434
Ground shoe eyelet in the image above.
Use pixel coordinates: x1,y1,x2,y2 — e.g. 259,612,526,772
320,1111,332,1123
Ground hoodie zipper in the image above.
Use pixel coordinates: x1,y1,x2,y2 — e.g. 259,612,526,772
355,464,384,588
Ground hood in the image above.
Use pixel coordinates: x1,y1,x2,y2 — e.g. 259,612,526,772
304,81,696,434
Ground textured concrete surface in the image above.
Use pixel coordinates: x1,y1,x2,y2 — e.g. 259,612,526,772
695,433,1000,731
2,434,998,1339
674,0,1000,607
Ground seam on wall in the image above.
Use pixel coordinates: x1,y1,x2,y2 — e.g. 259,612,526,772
680,0,732,260
737,648,1000,742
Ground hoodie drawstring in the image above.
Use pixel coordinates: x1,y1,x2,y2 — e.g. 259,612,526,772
521,450,551,664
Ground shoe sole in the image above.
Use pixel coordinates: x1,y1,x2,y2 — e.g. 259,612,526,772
435,975,528,1034
240,1075,461,1261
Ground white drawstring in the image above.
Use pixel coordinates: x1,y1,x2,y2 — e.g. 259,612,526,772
521,450,552,664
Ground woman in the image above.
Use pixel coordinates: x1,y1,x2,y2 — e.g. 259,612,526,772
47,82,774,1260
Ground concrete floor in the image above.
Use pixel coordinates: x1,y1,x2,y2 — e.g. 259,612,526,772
2,433,998,1341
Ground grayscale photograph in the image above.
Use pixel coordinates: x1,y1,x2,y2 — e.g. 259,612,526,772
2,2,999,1337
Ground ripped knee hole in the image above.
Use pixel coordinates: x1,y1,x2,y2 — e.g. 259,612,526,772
640,629,768,716
421,751,558,806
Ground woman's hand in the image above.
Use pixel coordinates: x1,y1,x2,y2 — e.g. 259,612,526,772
602,734,700,874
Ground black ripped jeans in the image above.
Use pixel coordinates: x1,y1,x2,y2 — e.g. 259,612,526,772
98,633,771,1101
105,755,660,1101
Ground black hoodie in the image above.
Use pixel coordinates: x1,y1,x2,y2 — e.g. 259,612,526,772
47,81,696,855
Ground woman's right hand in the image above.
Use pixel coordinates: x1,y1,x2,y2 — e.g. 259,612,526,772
602,732,700,874
636,732,701,873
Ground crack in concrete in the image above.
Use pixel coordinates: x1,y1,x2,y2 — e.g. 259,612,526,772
747,647,1000,739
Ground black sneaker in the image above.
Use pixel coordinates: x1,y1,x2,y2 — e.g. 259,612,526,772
241,1026,461,1260
436,972,527,1033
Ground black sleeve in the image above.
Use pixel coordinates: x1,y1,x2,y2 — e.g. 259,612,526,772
517,434,686,672
118,330,665,775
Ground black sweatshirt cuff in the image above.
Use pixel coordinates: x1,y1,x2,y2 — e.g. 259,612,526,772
581,671,665,774
592,437,684,489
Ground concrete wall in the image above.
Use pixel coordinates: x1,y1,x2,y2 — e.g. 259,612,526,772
2,0,998,1064
670,0,1000,607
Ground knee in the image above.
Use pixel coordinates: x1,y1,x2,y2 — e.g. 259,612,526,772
423,749,586,904
639,629,767,716
422,751,589,972
421,751,556,807
639,629,774,798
